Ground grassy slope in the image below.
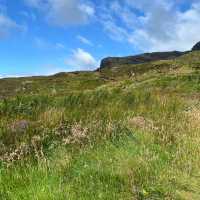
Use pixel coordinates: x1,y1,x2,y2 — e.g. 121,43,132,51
0,51,200,199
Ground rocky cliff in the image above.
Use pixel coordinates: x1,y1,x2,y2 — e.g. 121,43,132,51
192,41,200,51
99,42,200,70
100,51,185,70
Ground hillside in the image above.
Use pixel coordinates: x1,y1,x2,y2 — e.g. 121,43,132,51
99,41,200,73
100,51,186,70
1,47,200,199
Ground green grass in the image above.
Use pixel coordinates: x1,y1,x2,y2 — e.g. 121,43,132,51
1,51,200,199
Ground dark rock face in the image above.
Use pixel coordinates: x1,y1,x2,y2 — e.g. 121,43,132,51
192,41,200,51
100,51,185,70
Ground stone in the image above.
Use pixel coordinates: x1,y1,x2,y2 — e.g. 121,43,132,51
10,120,30,133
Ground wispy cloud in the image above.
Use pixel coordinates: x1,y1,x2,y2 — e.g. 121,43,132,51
34,37,65,50
24,0,95,26
77,35,93,46
55,43,65,49
98,0,200,51
19,10,36,21
0,13,26,39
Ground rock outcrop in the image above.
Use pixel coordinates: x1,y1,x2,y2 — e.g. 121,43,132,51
192,41,200,51
99,41,200,70
100,51,185,70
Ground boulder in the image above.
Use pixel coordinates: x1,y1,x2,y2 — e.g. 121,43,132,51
10,120,30,133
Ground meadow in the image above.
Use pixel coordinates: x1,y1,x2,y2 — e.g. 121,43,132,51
0,51,200,199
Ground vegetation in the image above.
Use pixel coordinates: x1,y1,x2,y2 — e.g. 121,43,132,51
1,51,200,199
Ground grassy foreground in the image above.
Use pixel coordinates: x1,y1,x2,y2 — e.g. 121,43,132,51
1,52,200,199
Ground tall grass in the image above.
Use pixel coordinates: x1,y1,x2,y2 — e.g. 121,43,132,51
1,74,200,199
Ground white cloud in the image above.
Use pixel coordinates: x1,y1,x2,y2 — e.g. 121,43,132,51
99,0,200,52
24,0,95,26
79,3,94,16
77,35,93,46
65,48,97,71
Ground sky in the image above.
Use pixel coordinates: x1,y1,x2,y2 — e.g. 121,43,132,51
1,0,200,77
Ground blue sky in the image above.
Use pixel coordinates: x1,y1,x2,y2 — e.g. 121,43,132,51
0,0,200,77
